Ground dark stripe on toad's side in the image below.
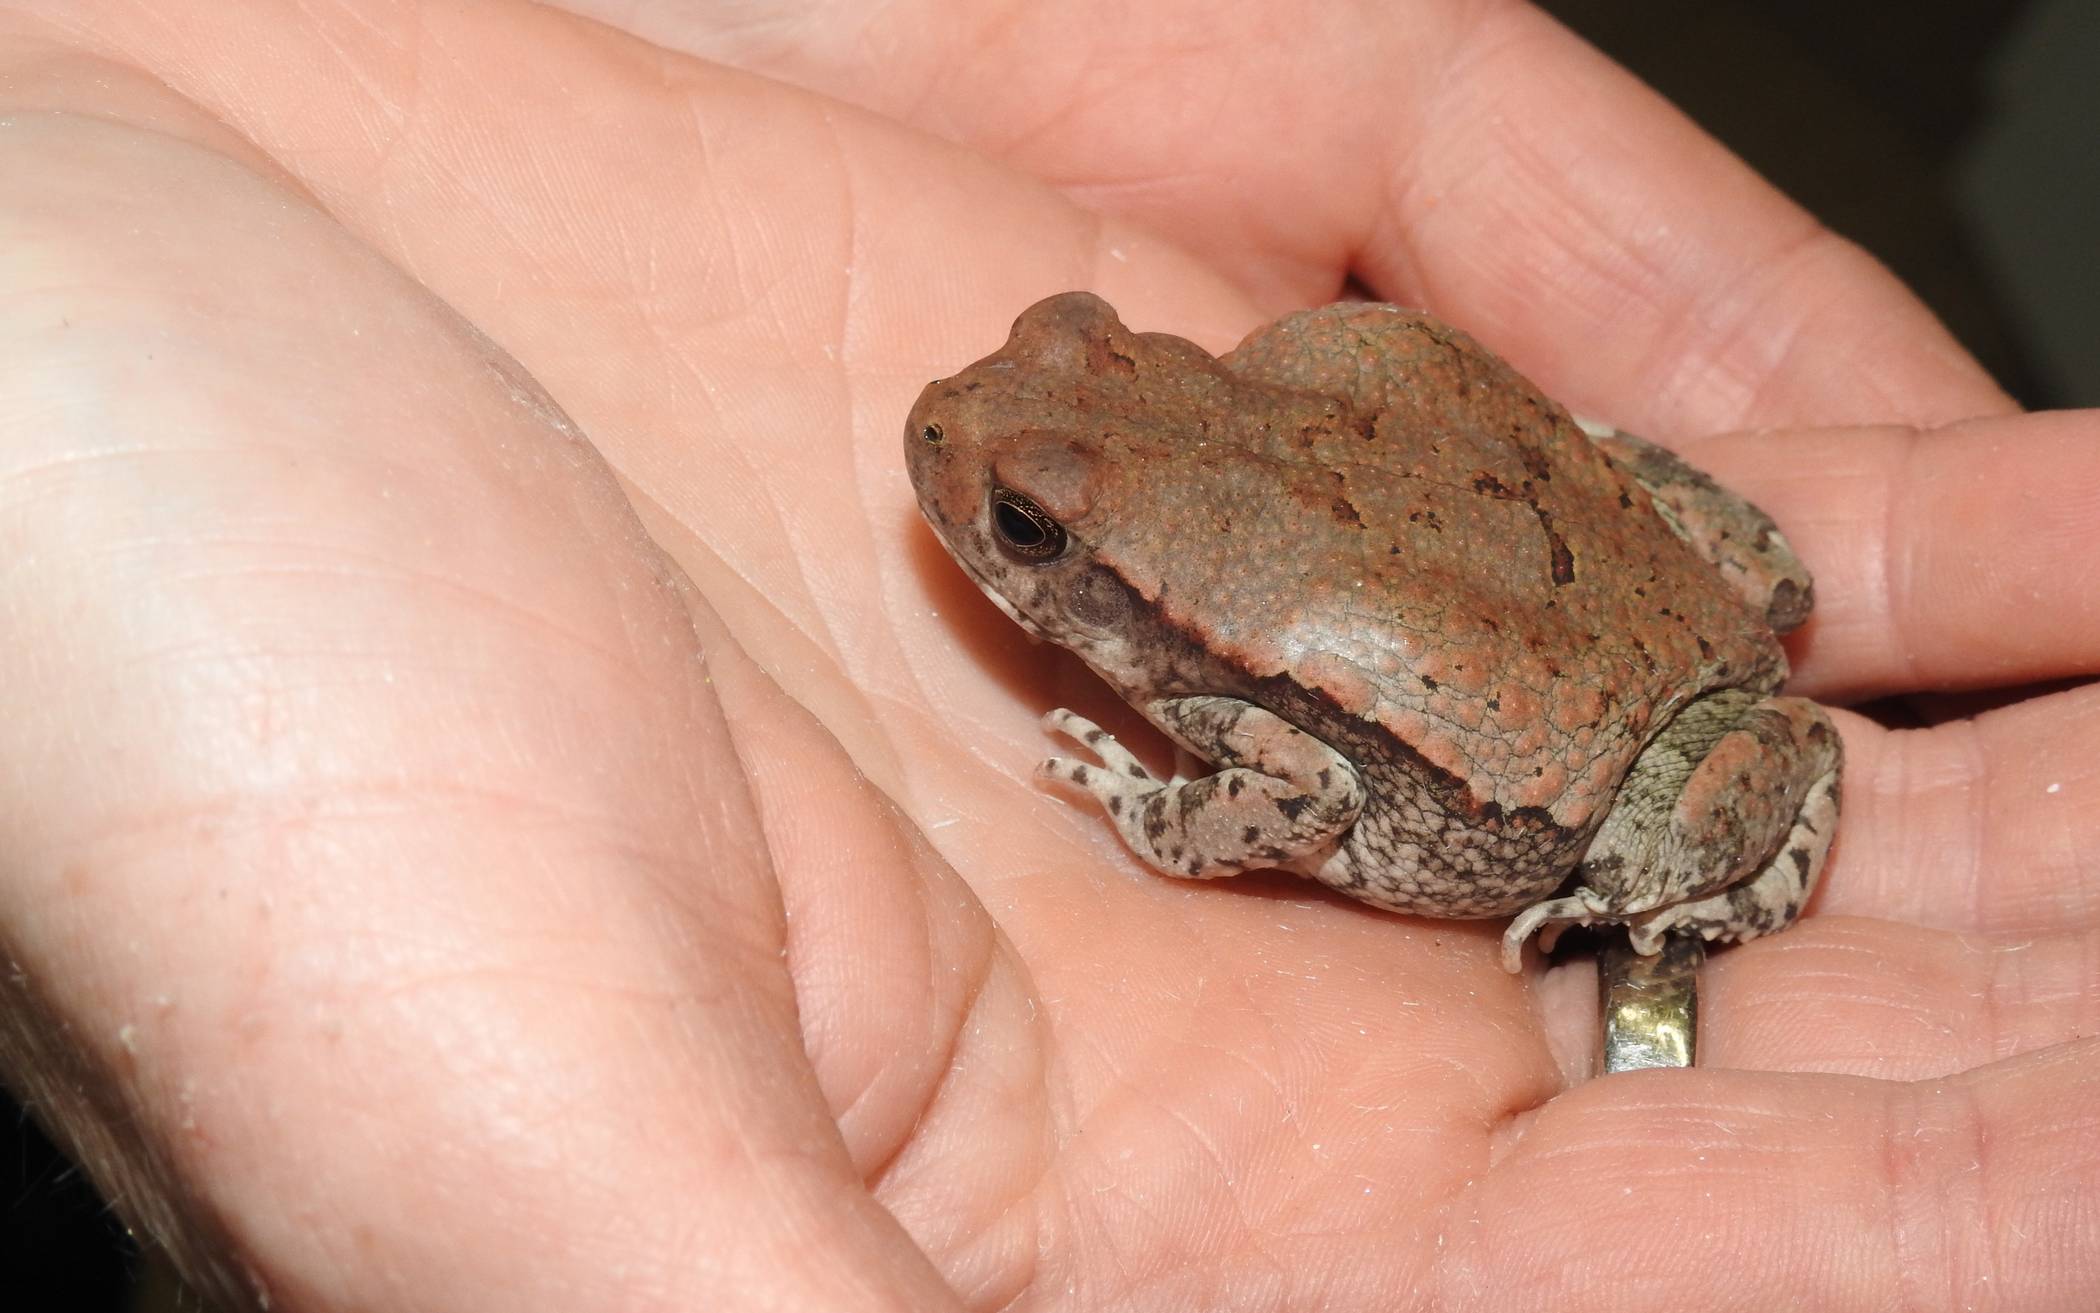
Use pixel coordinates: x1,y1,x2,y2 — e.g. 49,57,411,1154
1075,556,1645,914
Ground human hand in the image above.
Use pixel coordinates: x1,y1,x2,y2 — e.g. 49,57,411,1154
1,2,2092,1310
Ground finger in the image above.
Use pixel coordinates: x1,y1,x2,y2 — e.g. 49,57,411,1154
616,0,2012,433
1677,412,2100,702
1473,1045,2100,1311
0,110,959,1310
1812,689,2100,939
1706,917,2100,1082
1352,2,2010,434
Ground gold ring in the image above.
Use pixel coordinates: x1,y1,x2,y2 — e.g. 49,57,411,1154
1597,931,1703,1073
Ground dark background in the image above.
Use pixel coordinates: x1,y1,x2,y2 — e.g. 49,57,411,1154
8,2,2095,1309
1543,0,2096,409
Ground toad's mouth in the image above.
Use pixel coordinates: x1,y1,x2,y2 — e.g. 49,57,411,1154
923,518,1051,644
965,570,1048,644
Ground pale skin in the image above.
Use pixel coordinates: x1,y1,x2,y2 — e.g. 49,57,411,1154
1,2,2096,1311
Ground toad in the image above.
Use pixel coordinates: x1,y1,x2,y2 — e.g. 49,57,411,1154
905,292,1840,971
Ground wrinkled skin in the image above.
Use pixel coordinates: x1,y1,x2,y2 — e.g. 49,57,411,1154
1,3,2097,1312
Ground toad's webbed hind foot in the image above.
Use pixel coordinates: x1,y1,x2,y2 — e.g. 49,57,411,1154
1501,689,1841,972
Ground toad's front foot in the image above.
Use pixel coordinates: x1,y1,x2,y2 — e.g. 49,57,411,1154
1038,697,1365,879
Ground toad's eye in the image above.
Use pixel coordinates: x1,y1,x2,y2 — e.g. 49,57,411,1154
920,423,944,444
990,488,1068,563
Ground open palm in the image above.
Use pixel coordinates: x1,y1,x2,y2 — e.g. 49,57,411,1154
3,2,2094,1309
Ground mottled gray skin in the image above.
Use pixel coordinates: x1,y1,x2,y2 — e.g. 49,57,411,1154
905,292,1840,971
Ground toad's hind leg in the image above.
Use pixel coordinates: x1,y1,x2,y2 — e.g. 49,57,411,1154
1587,427,1817,633
1500,689,1841,972
1039,697,1365,878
